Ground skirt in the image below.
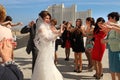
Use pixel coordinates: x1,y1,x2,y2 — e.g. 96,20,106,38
108,45,120,72
65,40,71,48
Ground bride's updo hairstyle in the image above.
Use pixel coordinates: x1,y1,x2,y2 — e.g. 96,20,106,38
39,10,51,20
0,4,6,22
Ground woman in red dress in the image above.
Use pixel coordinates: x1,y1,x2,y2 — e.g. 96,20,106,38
92,17,106,79
61,22,72,61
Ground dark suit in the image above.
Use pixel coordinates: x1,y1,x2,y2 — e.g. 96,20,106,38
20,24,38,72
0,64,23,80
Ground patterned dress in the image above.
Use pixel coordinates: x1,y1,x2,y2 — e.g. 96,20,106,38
85,32,94,49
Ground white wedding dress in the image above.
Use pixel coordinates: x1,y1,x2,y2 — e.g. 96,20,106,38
31,22,63,80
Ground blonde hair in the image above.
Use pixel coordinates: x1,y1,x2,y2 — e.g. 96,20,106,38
0,4,6,22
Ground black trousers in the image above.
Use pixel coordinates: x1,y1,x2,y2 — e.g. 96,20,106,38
31,47,38,73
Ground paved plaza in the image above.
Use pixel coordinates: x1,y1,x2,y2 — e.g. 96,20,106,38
14,35,111,80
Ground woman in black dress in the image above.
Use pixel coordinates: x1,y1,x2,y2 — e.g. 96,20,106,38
71,19,85,73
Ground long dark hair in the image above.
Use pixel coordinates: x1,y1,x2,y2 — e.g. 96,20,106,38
86,17,95,27
76,18,82,27
93,17,105,34
4,16,12,22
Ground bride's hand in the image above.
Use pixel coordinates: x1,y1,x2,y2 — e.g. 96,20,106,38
50,26,59,34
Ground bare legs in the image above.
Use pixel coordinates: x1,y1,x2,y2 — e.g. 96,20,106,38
117,73,120,80
85,49,93,69
111,73,116,80
111,72,120,80
74,53,82,73
93,60,103,79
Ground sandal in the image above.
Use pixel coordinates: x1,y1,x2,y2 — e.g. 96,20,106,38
96,76,101,79
74,69,77,72
77,70,82,73
93,73,103,77
93,74,97,77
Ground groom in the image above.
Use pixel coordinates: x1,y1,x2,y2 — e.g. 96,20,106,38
20,20,38,73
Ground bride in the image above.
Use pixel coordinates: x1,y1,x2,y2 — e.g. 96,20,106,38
31,11,64,80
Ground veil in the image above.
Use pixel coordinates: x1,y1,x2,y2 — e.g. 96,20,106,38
34,16,43,49
36,16,43,31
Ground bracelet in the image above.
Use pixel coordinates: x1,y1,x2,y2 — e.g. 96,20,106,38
1,61,16,66
1,61,22,72
5,61,15,65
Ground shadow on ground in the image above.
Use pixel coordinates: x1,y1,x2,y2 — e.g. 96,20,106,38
57,58,110,80
18,57,110,80
15,35,110,80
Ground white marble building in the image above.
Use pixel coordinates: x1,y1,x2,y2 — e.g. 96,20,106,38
46,4,92,26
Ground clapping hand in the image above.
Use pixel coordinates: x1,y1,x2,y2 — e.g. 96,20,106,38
0,38,13,62
60,24,65,34
28,21,35,28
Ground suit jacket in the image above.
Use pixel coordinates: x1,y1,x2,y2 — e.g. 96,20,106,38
20,24,36,54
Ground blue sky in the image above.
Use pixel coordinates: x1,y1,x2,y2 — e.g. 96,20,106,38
0,0,120,26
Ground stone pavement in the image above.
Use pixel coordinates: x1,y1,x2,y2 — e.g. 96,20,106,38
14,35,111,80
14,46,111,80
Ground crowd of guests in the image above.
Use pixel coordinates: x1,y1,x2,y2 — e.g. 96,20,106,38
0,4,120,80
58,13,120,80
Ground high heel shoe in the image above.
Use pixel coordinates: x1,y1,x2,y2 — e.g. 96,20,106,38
93,73,103,79
77,65,82,73
77,70,82,73
93,74,97,77
101,74,103,77
93,73,103,77
74,69,77,72
95,76,101,79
